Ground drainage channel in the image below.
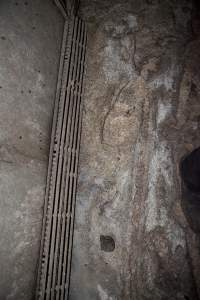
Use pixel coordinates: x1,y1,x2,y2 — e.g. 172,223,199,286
36,15,87,300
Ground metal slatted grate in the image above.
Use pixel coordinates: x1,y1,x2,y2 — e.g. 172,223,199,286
36,16,87,300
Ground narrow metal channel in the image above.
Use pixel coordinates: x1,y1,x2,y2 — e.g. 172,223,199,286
36,16,87,300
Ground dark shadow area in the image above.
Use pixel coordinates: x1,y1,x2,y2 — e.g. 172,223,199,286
180,147,200,233
100,235,115,252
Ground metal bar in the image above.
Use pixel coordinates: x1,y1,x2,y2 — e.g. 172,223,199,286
54,17,81,300
36,22,68,300
56,20,82,300
45,17,79,300
60,20,86,300
55,0,80,18
36,15,87,300
65,0,80,17
42,18,76,300
50,17,82,300
64,24,87,300
54,0,68,19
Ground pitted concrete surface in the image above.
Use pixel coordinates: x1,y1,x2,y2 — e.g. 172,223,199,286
70,1,200,299
0,1,63,299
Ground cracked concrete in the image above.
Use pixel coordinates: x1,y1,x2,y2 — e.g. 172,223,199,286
0,1,63,299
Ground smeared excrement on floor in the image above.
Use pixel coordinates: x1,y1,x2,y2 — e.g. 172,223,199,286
70,1,200,299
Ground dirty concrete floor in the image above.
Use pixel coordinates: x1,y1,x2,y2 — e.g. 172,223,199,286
70,0,200,299
0,1,63,299
1,1,200,300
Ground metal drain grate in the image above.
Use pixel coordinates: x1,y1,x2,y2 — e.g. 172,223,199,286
54,0,80,18
36,16,87,300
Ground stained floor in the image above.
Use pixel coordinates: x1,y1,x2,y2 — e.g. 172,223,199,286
70,1,200,299
1,1,200,300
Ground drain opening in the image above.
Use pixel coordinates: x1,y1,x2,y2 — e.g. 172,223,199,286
100,235,115,252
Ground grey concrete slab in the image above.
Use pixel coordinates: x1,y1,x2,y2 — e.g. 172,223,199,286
0,1,64,299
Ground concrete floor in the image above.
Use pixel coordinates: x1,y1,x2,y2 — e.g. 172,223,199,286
1,1,200,300
0,1,63,299
70,1,200,299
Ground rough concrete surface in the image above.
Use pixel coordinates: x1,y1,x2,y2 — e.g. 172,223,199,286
0,1,63,299
70,1,200,299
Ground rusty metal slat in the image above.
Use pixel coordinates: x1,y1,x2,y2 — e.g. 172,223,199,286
36,21,69,300
41,17,73,298
52,21,84,295
38,18,73,298
54,0,68,19
60,23,86,300
64,27,87,300
36,15,87,300
49,17,83,300
56,19,86,300
45,17,80,300
54,18,83,300
54,0,80,18
42,18,77,300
